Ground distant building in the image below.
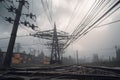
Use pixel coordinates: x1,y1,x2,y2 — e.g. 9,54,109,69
0,52,35,64
12,53,22,64
0,51,50,65
43,56,50,64
115,46,120,61
92,54,99,62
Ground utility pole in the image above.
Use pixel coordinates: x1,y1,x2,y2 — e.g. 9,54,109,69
3,0,25,68
76,50,78,65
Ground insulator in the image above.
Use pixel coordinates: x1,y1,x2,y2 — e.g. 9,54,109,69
7,6,16,12
29,24,38,30
29,13,36,19
30,13,32,19
5,17,14,23
24,21,27,26
25,14,29,17
30,24,35,30
21,21,29,26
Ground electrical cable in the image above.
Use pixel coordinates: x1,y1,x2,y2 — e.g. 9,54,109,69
72,0,116,38
64,0,102,48
70,0,101,39
72,0,108,40
46,0,52,22
64,0,120,49
73,6,120,48
0,35,30,40
71,6,120,48
67,0,112,43
64,0,81,31
19,23,33,33
96,19,120,28
41,0,53,26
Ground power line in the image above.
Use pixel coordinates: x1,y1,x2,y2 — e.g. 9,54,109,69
65,1,89,32
71,0,100,35
74,6,120,46
41,0,53,27
75,6,120,45
0,35,30,40
46,0,52,22
74,0,107,36
73,0,110,39
76,0,119,39
19,23,33,33
0,14,5,19
21,43,42,47
64,0,81,31
0,42,42,49
64,0,103,48
64,0,120,49
96,19,120,28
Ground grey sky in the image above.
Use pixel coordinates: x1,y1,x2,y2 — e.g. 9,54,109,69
0,0,120,61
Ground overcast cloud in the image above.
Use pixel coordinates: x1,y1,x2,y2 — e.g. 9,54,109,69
0,0,120,61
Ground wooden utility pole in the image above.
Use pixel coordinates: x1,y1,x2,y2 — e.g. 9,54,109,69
3,0,25,68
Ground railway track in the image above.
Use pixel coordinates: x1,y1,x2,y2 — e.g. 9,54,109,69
0,65,120,80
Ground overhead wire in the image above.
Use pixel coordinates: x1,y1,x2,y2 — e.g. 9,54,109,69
50,0,53,22
92,2,120,28
95,19,120,28
64,1,94,32
0,34,29,40
64,0,81,31
2,1,9,9
72,0,106,36
71,0,100,34
64,0,120,49
72,0,108,40
72,6,120,44
73,1,120,44
46,0,52,22
86,1,120,31
30,0,41,31
80,0,106,27
67,0,111,40
19,23,34,33
64,0,113,46
64,0,101,48
0,14,5,20
82,6,120,37
75,0,120,43
66,0,88,33
21,43,42,47
41,0,53,27
0,42,42,49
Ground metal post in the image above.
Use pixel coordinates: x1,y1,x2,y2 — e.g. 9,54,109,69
76,50,78,65
3,0,25,68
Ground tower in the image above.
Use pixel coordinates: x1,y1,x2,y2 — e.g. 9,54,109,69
31,23,69,64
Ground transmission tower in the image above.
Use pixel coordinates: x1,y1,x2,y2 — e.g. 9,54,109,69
31,23,70,64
